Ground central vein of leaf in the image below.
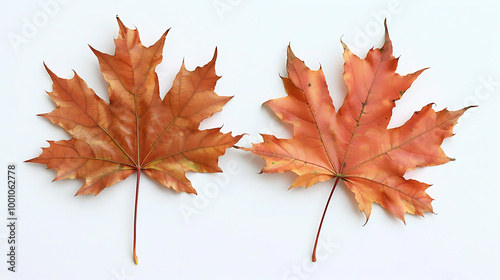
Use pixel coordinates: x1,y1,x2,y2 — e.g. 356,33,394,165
343,176,433,211
52,73,137,168
141,62,215,168
130,60,140,169
288,60,337,175
342,111,461,175
339,52,385,174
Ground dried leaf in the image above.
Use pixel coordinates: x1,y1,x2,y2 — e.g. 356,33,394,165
27,17,242,264
240,21,473,261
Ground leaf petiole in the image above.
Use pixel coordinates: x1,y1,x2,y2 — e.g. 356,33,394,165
312,176,340,262
133,169,141,265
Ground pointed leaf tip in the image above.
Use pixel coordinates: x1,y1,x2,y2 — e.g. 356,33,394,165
116,16,125,30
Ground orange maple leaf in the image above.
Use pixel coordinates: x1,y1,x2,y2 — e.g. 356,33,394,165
27,17,242,264
240,22,473,261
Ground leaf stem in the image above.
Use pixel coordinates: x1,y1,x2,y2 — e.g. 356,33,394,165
133,169,141,265
312,176,340,262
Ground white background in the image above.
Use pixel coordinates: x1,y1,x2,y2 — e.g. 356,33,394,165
1,0,499,279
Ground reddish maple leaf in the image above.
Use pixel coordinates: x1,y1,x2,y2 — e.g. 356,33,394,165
27,17,242,264
239,22,473,261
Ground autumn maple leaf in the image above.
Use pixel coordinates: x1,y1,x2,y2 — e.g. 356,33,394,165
27,17,242,264
240,22,473,261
